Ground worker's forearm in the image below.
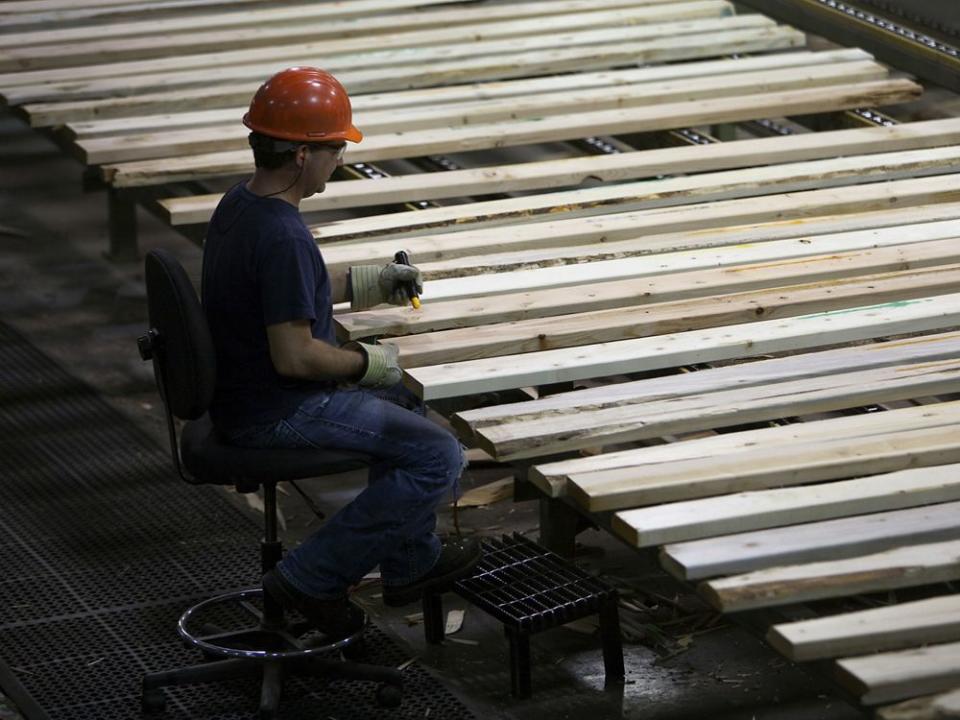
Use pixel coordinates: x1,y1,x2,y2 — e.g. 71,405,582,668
330,272,348,305
283,339,364,382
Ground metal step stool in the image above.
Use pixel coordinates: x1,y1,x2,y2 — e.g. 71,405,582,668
422,534,625,697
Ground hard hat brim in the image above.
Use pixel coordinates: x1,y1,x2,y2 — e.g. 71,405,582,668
243,113,363,144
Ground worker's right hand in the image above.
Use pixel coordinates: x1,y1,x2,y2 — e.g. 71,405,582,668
349,262,423,310
348,341,402,389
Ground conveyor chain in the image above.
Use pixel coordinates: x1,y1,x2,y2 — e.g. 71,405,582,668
853,0,960,39
815,0,959,58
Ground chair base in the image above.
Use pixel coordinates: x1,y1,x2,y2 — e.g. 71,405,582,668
141,589,403,717
142,654,403,719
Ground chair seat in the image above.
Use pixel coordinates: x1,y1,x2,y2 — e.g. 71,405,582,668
181,415,371,486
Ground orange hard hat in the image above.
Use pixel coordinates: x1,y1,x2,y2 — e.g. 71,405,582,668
243,67,363,144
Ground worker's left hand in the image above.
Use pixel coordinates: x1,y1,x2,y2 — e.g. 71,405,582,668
347,341,402,389
349,261,423,310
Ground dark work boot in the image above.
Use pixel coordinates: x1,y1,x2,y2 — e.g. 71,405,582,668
262,568,364,640
381,536,482,607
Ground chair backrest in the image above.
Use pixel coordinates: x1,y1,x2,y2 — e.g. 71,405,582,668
143,248,216,421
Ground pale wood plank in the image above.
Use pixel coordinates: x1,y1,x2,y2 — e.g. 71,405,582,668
16,23,796,107
0,0,488,49
0,0,274,27
534,395,960,499
0,0,736,90
346,141,956,265
404,200,960,285
403,293,960,401
660,502,960,581
768,594,960,662
387,265,960,368
339,226,960,341
77,60,886,165
0,0,660,47
462,331,960,432
1,0,266,12
67,49,871,139
702,540,960,613
1,0,172,11
2,4,737,95
574,423,960,513
837,641,960,705
326,138,951,257
165,103,960,223
877,687,960,720
318,174,960,296
102,76,923,189
474,351,960,461
30,25,803,127
614,459,960,548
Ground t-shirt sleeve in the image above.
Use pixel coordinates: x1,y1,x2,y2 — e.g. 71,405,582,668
257,231,320,327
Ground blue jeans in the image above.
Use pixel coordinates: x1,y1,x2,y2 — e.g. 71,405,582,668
224,384,465,599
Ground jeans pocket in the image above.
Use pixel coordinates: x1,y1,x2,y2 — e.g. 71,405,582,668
292,390,335,419
273,419,314,449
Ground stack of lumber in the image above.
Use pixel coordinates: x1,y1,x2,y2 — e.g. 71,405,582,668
0,0,924,203
5,2,960,715
419,154,960,712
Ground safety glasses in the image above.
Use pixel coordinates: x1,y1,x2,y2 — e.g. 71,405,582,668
311,142,346,162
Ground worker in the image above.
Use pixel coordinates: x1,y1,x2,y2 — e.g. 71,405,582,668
201,67,480,638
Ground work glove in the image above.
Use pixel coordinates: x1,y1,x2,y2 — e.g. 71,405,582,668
347,341,402,389
349,261,423,310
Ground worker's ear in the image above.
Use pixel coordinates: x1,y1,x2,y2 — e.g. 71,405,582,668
295,144,309,169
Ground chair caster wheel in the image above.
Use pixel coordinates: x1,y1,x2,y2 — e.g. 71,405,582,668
376,683,402,709
142,689,167,713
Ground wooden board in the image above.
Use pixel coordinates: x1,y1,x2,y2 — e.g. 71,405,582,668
613,459,960,547
4,7,743,100
660,501,960,581
338,226,960,340
100,77,919,187
877,688,960,720
529,374,960,497
305,125,960,246
24,25,804,125
0,0,285,28
316,174,960,285
469,352,960,462
573,422,960,514
768,594,960,661
0,0,537,60
76,61,889,164
461,331,960,432
408,201,960,284
163,111,960,224
837,641,960,705
385,264,960,368
0,0,687,49
701,539,960,613
69,48,872,140
403,293,960,400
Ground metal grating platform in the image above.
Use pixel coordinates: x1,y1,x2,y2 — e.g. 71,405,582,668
423,534,623,698
455,535,616,633
0,321,475,719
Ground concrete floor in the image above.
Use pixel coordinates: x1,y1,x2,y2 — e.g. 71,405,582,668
0,109,868,720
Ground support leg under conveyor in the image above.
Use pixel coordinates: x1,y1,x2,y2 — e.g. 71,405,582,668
107,187,139,262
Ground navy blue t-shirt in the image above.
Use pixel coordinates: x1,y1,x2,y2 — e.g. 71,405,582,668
201,183,336,433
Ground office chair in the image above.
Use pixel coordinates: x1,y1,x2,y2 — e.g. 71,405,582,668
136,248,403,718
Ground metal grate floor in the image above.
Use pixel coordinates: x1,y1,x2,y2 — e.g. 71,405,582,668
0,321,475,719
